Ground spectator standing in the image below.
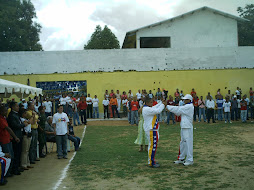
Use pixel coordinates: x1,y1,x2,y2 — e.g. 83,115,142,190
52,105,69,159
0,145,11,185
72,99,81,126
92,95,99,118
193,95,199,122
0,106,19,176
19,108,33,170
86,94,93,118
223,97,232,123
235,87,241,99
180,90,184,98
198,96,206,122
166,96,175,125
104,90,109,100
136,89,142,101
116,90,121,112
27,102,39,164
250,97,254,122
240,97,247,123
109,90,115,99
225,90,231,99
250,87,254,100
128,90,133,98
122,97,128,117
216,95,224,121
121,91,127,100
78,97,87,124
7,102,25,175
44,98,52,117
231,95,239,121
191,88,196,97
131,97,139,125
60,94,67,113
110,95,120,118
127,98,132,123
244,95,250,120
156,88,162,99
66,93,73,117
102,97,109,119
206,96,216,123
174,88,180,98
148,90,153,99
38,106,47,158
53,92,61,114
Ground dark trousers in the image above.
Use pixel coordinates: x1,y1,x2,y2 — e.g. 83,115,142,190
12,138,23,172
80,109,87,124
112,105,120,118
38,131,46,156
231,108,238,120
207,109,215,123
87,104,93,118
68,135,81,151
193,107,199,121
104,106,109,118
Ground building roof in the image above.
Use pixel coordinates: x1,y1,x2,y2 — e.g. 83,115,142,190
122,6,249,48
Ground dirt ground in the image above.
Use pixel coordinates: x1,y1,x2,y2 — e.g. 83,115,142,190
4,120,254,190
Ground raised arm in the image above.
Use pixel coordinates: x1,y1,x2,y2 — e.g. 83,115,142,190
166,104,191,116
143,102,165,116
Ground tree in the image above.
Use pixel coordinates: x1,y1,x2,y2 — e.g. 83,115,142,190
237,4,254,46
84,25,120,49
0,0,42,51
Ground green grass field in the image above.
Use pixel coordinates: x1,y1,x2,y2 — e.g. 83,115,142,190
65,121,254,190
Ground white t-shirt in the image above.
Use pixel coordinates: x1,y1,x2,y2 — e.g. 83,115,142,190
92,98,99,107
23,102,28,109
86,97,92,105
136,93,142,100
52,112,69,135
223,102,231,112
44,101,52,113
21,118,31,133
60,97,67,105
34,105,39,113
66,96,72,106
139,100,144,107
116,93,121,99
235,90,240,95
128,93,133,98
148,93,153,99
102,99,109,106
122,99,128,106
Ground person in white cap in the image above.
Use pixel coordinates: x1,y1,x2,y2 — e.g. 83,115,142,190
166,94,194,166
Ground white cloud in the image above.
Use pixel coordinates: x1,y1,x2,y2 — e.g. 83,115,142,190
31,0,254,51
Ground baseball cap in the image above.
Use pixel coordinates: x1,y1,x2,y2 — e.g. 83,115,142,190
182,94,193,101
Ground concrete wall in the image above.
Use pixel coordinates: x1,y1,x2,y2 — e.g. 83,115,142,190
0,69,253,116
136,10,238,48
0,47,253,75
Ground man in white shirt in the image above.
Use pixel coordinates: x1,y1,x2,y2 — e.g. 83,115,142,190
60,94,67,113
136,90,142,101
86,94,93,118
142,97,166,168
102,97,109,119
44,98,52,117
166,94,194,166
206,96,216,123
66,93,73,117
52,105,69,159
92,95,99,118
223,97,232,123
122,97,128,117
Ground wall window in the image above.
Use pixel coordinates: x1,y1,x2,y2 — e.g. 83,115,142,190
140,37,171,48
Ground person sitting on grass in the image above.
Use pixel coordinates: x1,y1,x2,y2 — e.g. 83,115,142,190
134,105,148,152
166,94,194,166
142,96,166,168
67,118,81,151
0,145,11,186
52,104,69,159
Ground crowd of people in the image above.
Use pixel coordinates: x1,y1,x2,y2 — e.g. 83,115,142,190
0,86,253,184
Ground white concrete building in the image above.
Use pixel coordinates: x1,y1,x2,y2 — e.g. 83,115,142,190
122,6,248,49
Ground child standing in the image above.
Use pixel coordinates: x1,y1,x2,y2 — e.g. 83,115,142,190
142,97,166,168
134,106,148,152
223,97,232,123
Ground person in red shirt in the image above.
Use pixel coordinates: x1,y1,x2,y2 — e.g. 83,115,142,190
193,95,199,122
153,96,158,106
131,96,139,125
240,96,247,123
77,97,87,125
0,105,20,177
110,95,120,118
191,88,196,97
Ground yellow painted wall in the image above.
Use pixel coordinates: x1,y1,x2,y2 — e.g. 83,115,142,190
1,69,253,112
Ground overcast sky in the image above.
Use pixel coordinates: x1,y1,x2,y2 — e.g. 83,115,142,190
31,0,254,51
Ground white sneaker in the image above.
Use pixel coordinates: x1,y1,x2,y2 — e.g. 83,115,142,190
230,121,232,123
174,160,184,164
183,161,194,166
225,121,227,123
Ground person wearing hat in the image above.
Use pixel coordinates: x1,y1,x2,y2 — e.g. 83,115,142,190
166,94,194,166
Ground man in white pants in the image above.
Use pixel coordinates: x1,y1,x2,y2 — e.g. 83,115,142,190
143,97,166,168
166,94,194,166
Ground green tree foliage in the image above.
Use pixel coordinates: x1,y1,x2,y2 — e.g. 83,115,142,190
0,0,42,51
237,4,254,46
84,25,120,49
